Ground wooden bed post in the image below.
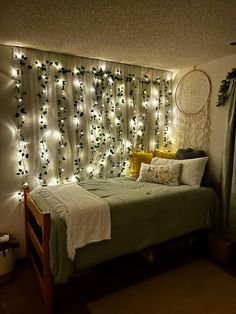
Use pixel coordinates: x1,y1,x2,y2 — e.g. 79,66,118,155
42,212,54,314
24,189,54,314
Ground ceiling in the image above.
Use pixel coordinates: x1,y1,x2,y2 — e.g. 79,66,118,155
0,0,236,70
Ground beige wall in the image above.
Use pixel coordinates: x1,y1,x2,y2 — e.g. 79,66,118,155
0,44,26,257
198,55,236,182
173,54,236,182
0,42,235,257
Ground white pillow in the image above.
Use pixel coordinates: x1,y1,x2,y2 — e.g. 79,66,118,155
137,162,181,186
151,157,208,187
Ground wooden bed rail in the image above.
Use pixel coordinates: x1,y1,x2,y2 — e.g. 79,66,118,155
24,189,54,314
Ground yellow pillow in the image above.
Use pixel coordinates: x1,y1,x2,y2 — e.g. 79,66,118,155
153,150,176,159
130,151,153,178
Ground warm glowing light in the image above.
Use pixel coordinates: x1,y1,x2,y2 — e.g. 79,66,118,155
152,99,158,106
87,165,93,173
48,178,58,186
73,117,80,125
14,52,22,60
70,175,77,183
13,52,173,185
12,68,18,77
57,79,63,86
45,130,61,140
130,119,135,128
74,79,81,87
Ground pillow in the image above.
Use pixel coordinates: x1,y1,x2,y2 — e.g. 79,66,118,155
175,148,206,160
175,148,211,187
151,157,208,187
153,150,176,159
130,151,153,178
137,162,181,186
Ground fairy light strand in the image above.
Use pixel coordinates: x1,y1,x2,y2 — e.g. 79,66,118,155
13,51,173,187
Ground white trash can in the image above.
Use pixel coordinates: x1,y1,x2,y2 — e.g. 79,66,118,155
0,247,15,284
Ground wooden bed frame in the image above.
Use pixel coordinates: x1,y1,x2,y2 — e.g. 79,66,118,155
24,183,221,314
24,189,53,314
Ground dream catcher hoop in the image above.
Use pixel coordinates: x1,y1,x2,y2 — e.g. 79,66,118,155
175,69,211,114
175,69,211,151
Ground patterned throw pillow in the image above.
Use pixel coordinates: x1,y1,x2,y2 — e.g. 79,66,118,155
150,156,208,187
137,163,181,186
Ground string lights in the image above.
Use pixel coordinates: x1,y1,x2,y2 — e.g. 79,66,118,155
13,50,173,190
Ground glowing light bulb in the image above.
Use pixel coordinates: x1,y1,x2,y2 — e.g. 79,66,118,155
57,79,63,86
48,178,58,186
12,68,18,77
73,117,80,125
74,79,81,87
87,165,93,173
70,175,77,183
14,52,22,60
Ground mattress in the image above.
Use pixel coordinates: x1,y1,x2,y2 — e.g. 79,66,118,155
30,177,219,284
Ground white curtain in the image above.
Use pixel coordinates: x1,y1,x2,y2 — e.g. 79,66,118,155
13,47,173,188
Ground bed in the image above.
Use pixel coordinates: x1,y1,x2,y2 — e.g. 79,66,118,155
25,176,219,314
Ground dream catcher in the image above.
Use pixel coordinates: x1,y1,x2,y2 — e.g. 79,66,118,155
175,69,211,151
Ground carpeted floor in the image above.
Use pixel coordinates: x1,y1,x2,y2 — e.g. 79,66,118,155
1,258,236,314
88,259,236,314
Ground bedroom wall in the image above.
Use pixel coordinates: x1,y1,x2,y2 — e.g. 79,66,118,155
174,54,236,183
198,55,236,182
0,42,235,258
0,44,26,257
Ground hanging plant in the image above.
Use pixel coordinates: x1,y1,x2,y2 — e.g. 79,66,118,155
217,68,236,107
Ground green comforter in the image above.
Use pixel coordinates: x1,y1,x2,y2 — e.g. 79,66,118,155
30,177,219,284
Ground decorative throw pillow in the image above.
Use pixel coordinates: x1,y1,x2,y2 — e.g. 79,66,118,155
151,156,208,188
130,151,153,178
153,150,176,159
175,148,211,186
137,162,181,186
151,157,175,166
175,148,206,160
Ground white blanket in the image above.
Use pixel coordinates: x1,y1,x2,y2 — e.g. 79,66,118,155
31,183,111,260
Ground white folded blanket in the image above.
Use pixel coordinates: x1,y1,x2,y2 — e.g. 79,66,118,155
31,183,111,260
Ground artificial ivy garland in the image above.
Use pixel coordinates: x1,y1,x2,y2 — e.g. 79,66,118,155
217,68,236,107
13,52,173,193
